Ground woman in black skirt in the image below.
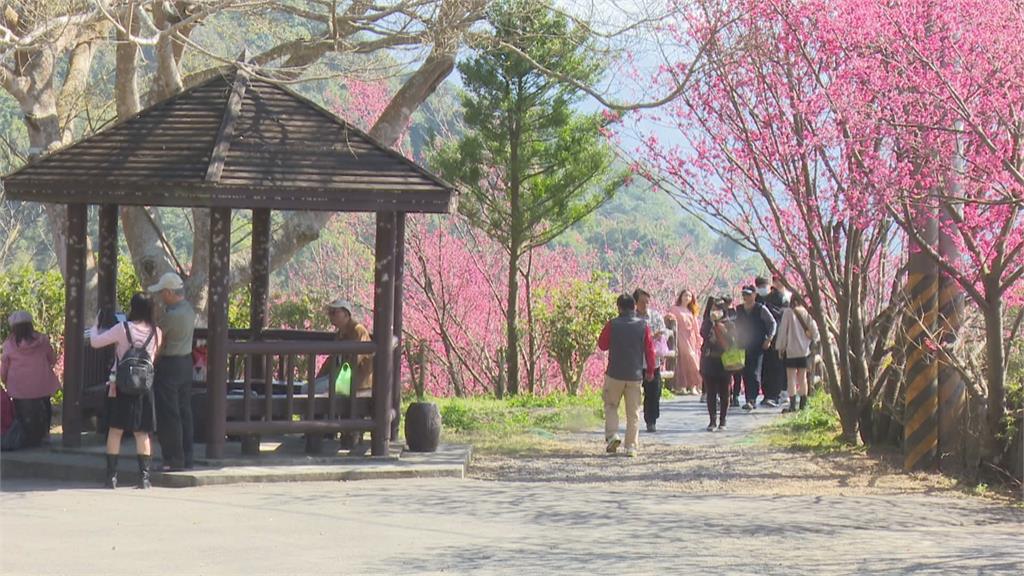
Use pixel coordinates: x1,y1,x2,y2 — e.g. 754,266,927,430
89,294,162,489
775,293,819,413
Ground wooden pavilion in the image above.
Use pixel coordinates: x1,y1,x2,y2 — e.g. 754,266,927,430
1,66,455,458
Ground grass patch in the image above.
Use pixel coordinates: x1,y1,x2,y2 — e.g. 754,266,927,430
759,393,856,453
402,392,604,456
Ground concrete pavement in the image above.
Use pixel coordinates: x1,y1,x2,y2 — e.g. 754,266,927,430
2,477,1021,575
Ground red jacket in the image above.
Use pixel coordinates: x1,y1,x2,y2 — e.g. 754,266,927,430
598,320,656,381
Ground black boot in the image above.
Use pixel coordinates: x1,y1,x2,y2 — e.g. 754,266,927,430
799,395,808,411
136,455,152,489
783,395,798,413
104,454,118,489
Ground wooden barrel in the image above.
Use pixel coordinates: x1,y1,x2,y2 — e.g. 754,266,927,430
404,402,441,452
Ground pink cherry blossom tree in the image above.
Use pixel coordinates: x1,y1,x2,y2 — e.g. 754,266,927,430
815,0,1024,460
633,0,907,444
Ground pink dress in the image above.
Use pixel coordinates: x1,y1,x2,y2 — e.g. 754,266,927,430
670,306,702,391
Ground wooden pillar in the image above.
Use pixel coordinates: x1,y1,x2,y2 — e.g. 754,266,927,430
243,208,271,456
390,213,406,441
206,207,232,459
97,205,119,313
371,211,397,457
250,209,271,336
62,204,88,447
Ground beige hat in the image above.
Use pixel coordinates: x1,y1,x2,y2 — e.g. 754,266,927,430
326,299,353,313
8,310,32,327
147,272,184,293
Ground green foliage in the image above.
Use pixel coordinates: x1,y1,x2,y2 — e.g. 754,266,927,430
432,0,623,250
536,273,615,395
0,266,65,348
116,255,142,313
430,0,623,396
760,393,851,452
425,391,602,436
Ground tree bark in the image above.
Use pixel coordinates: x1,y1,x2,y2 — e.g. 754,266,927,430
981,291,1006,465
115,4,141,120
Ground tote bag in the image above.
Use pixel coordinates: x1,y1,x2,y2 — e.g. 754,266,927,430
722,348,746,372
334,362,352,396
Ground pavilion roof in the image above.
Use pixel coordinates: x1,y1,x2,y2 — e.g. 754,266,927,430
2,67,454,213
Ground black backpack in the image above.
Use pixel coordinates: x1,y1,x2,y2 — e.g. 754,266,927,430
116,322,156,396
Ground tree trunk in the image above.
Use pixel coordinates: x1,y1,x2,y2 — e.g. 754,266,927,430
981,294,1006,465
114,5,141,120
523,250,537,394
505,246,521,397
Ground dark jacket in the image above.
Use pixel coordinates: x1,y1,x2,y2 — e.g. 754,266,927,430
735,302,777,351
597,312,655,382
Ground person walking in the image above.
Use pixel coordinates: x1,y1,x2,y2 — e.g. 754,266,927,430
88,294,162,489
597,293,655,457
775,293,819,413
735,285,777,411
757,275,788,407
722,295,743,407
149,273,197,471
670,289,702,396
634,289,669,433
700,297,735,431
0,311,61,448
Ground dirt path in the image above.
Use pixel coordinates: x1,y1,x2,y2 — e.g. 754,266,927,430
469,395,995,499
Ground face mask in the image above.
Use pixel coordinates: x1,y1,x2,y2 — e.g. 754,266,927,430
756,287,770,297
711,310,724,321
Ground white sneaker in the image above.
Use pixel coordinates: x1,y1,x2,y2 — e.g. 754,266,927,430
625,448,638,458
606,436,622,454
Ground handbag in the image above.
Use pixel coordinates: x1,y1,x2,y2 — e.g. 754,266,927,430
334,362,352,396
654,336,671,358
722,347,745,372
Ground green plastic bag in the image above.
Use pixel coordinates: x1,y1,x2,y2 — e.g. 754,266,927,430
722,348,746,372
334,362,352,396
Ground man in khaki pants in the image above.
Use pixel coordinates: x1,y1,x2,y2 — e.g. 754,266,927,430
597,293,656,457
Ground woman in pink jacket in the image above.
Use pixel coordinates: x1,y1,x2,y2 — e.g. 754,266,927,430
1,311,61,448
89,294,162,489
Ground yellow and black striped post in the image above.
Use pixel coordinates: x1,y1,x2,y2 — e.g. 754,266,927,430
903,267,939,471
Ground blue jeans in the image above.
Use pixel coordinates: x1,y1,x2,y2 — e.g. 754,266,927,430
743,348,764,404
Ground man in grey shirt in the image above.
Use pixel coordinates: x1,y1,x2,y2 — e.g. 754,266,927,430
149,272,197,470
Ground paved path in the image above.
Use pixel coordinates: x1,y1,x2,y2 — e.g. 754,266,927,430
2,477,1021,575
576,392,783,448
4,394,1022,575
643,393,779,445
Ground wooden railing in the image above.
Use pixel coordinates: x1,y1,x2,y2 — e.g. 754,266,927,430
193,329,382,443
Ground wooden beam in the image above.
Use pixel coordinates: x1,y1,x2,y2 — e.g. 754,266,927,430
204,69,249,182
206,207,231,459
226,419,375,435
62,204,88,447
2,182,452,214
391,212,406,441
97,205,119,313
371,211,397,457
